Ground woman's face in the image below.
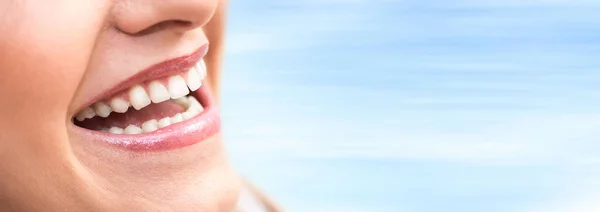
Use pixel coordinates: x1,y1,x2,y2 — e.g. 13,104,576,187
0,0,239,211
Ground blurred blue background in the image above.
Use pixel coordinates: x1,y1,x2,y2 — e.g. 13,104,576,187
222,1,600,211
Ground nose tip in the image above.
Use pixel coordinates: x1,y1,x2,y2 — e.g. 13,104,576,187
112,0,218,35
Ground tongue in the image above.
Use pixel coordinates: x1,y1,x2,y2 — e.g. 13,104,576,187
78,100,186,130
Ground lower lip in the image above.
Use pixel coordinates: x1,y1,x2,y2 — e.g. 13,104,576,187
73,86,220,151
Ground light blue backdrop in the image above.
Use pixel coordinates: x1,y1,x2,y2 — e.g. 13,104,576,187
222,1,600,211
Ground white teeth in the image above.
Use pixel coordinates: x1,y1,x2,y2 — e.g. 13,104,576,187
197,59,207,79
171,113,183,124
97,97,203,134
192,106,202,115
124,125,142,134
188,96,204,113
93,102,112,118
79,68,208,134
75,112,86,122
109,127,124,134
84,108,96,119
129,85,151,110
141,119,158,132
148,81,170,103
173,97,190,108
181,96,203,120
189,107,201,116
76,107,96,121
168,76,189,99
110,98,130,113
186,68,202,91
158,117,171,128
182,111,195,120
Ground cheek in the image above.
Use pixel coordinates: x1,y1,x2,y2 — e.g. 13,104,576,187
0,1,106,127
0,1,111,207
0,1,107,149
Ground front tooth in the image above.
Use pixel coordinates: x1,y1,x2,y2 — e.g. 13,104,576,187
124,125,142,134
168,76,189,99
110,98,130,113
148,81,170,103
158,117,171,128
142,119,158,132
109,127,124,134
129,85,151,110
170,113,183,123
186,68,202,91
93,102,112,118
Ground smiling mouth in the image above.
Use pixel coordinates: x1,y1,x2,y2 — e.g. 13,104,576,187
71,46,220,151
74,60,207,134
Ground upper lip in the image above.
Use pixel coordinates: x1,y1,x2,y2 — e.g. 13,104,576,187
77,44,208,113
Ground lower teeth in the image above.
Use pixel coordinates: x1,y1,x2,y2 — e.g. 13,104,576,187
98,96,203,134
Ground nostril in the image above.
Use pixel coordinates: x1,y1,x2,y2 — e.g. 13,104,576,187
126,20,193,36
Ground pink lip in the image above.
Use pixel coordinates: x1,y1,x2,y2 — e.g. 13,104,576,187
72,44,220,151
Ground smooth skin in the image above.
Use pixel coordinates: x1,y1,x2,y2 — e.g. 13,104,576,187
0,0,241,211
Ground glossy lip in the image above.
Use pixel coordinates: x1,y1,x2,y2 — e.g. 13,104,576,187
71,44,220,151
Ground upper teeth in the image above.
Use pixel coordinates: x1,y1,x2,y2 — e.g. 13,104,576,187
75,60,206,121
167,75,190,99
